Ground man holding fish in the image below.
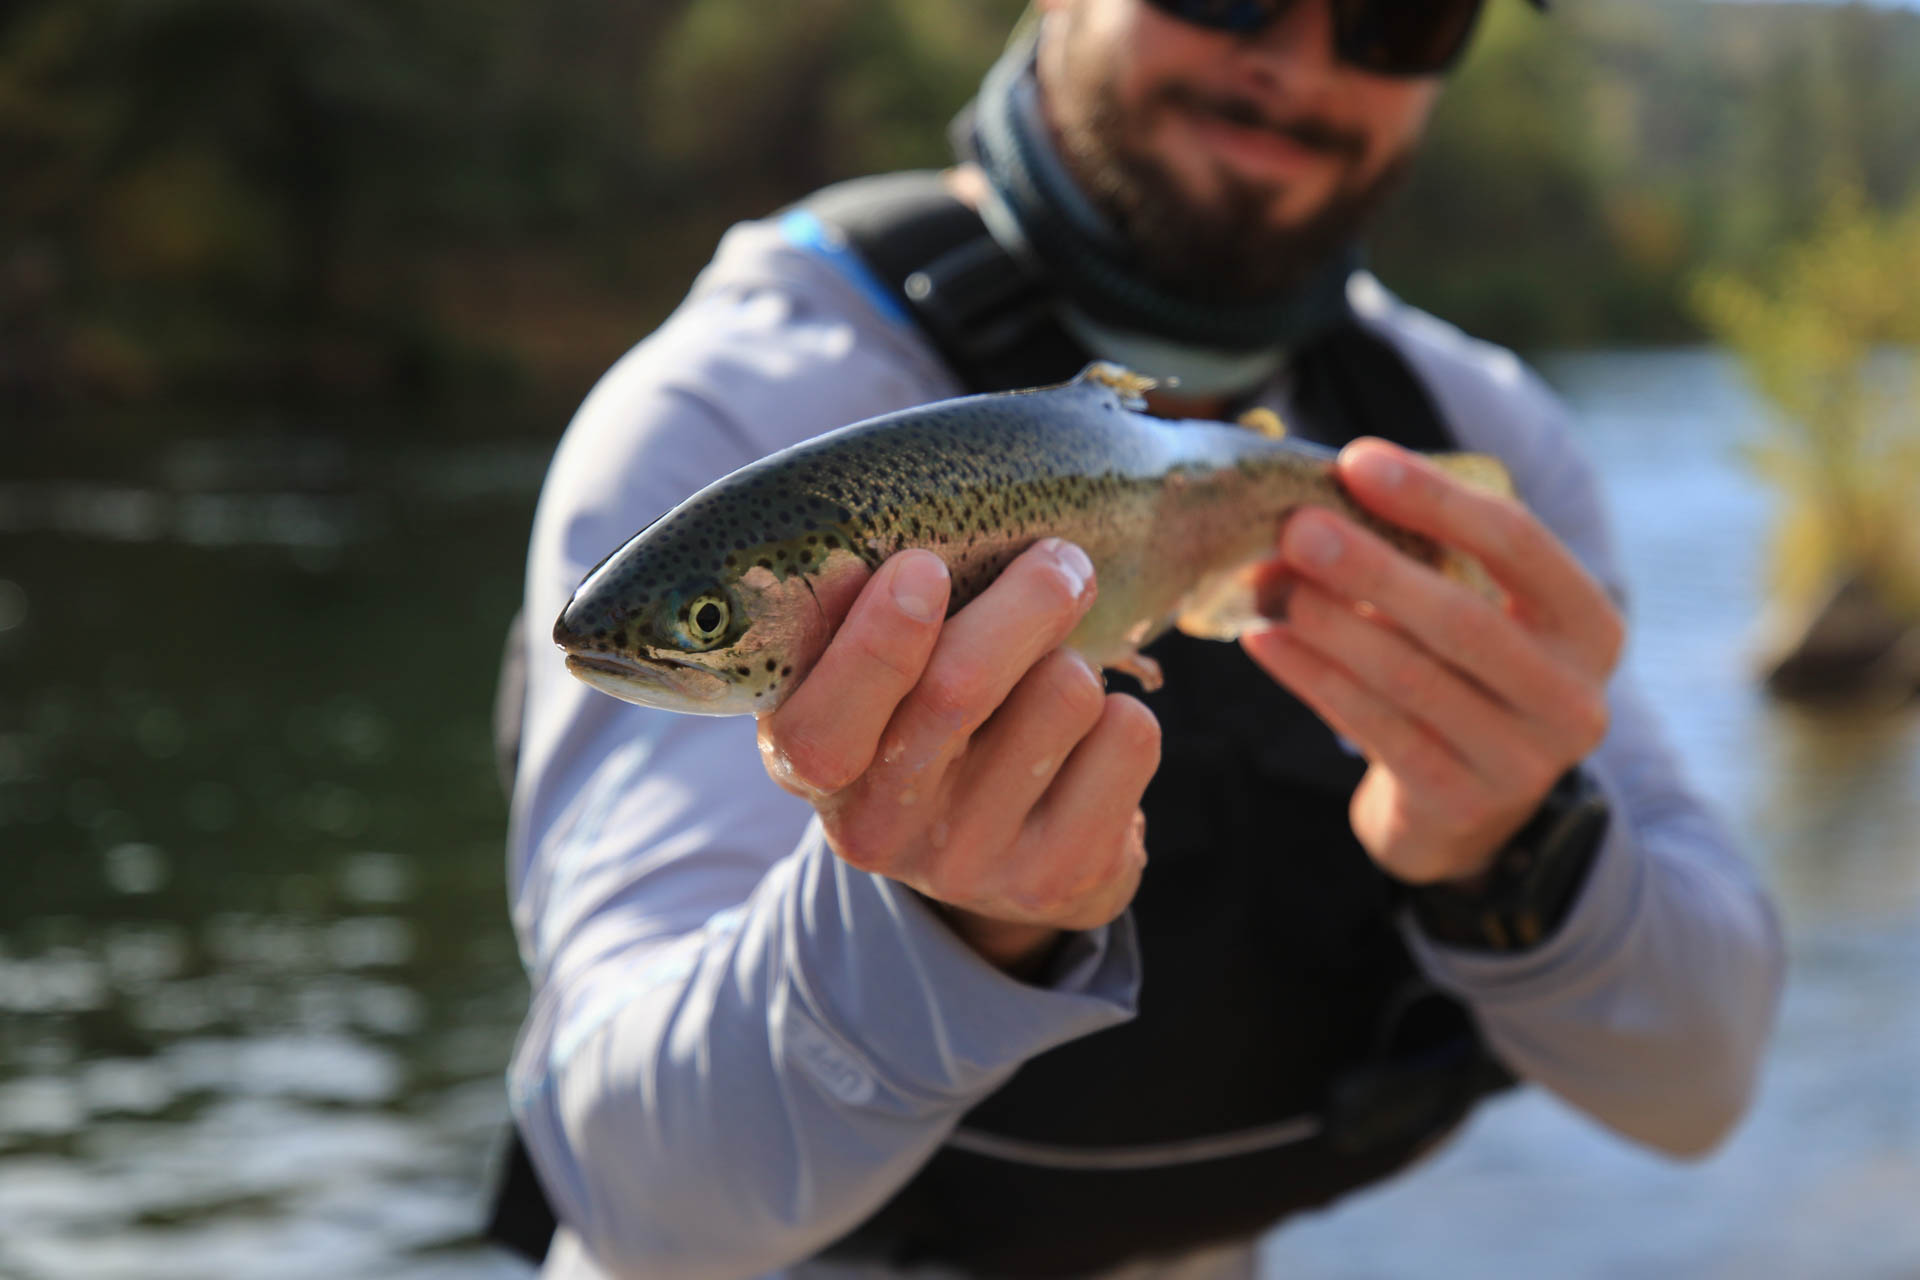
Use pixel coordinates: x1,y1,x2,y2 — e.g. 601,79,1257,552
493,2,1785,1277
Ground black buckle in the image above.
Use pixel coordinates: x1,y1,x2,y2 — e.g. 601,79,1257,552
903,234,1056,368
1321,979,1513,1157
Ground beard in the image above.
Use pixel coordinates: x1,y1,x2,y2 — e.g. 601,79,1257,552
1054,70,1414,303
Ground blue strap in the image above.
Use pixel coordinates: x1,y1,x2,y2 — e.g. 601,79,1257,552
778,208,915,330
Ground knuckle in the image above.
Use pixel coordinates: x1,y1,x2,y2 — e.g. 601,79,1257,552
1445,789,1495,837
1043,651,1107,725
1070,837,1146,929
1010,878,1070,922
1435,591,1487,657
920,862,965,908
1105,695,1162,768
1382,652,1435,709
1286,580,1335,635
828,820,888,874
919,658,991,725
1595,611,1627,669
762,720,857,795
1573,690,1611,747
1512,756,1560,805
996,858,1062,920
1405,743,1462,797
1484,496,1533,558
851,625,928,689
785,740,856,794
1338,532,1388,595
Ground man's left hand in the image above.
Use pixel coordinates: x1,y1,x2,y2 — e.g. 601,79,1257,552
1242,438,1624,887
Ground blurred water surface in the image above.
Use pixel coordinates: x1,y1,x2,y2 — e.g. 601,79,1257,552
2,349,1916,1279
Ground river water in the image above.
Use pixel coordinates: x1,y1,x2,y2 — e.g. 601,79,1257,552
2,350,1916,1279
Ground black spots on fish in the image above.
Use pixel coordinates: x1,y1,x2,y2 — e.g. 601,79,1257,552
765,659,777,673
781,665,793,678
798,549,813,565
735,665,751,676
757,558,773,570
823,534,840,549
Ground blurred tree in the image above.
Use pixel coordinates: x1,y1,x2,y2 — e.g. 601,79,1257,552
641,0,1023,210
4,0,1918,407
1694,187,1920,614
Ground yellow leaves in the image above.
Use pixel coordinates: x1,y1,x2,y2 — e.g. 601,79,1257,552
1692,185,1920,610
643,0,1020,181
1605,191,1687,277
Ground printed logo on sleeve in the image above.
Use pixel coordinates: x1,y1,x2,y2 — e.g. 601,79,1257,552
784,1009,877,1106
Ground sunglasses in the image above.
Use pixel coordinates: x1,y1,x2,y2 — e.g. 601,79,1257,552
1140,0,1534,77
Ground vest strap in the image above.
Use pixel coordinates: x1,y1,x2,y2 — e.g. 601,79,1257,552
797,171,1091,393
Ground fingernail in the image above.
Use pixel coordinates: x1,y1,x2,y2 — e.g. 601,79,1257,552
1290,520,1341,569
1040,538,1095,598
1352,446,1405,490
892,552,948,622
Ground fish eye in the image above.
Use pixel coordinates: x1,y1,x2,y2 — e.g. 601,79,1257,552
680,593,731,648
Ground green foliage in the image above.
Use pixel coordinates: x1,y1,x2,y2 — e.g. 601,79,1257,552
1693,188,1920,610
3,0,1919,406
642,0,1023,199
1373,0,1920,347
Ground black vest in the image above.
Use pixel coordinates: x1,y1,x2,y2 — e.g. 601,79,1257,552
487,173,1514,1276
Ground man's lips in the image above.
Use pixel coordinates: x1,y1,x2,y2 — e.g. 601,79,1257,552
1181,109,1339,179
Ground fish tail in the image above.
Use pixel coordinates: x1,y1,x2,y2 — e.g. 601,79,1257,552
1429,452,1515,498
1427,452,1514,602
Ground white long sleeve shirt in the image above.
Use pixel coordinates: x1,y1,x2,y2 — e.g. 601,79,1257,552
504,217,1785,1280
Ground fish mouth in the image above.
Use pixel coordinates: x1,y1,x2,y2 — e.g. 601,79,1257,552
564,651,659,680
562,650,729,709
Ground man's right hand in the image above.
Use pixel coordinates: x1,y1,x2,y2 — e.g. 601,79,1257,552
756,540,1160,977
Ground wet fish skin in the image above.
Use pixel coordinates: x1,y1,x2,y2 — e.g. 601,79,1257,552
553,364,1507,716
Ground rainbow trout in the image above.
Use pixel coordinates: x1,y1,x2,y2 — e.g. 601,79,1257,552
554,363,1508,715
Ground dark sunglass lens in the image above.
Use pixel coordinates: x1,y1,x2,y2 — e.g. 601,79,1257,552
1332,0,1488,75
1146,0,1291,34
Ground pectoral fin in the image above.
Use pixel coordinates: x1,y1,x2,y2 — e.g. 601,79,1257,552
1108,651,1165,691
1175,562,1266,641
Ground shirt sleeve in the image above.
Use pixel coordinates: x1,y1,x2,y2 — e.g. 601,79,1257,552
504,278,1140,1279
1371,299,1786,1158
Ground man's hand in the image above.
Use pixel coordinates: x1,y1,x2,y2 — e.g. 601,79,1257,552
757,540,1160,976
1243,439,1624,887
